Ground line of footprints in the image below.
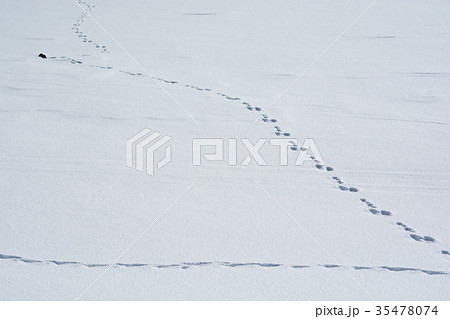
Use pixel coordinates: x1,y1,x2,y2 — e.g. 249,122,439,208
329,171,441,246
53,53,448,255
324,169,440,246
57,0,449,258
72,2,295,139
73,1,109,54
0,253,448,275
74,0,295,142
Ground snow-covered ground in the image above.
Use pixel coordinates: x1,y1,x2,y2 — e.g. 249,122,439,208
0,0,449,300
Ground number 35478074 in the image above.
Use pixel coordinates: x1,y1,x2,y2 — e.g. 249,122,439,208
375,305,438,316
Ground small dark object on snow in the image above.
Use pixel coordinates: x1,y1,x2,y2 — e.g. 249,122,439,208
38,53,47,59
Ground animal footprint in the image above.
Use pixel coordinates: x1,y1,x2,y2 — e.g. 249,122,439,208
337,185,358,192
396,222,415,232
360,198,376,208
410,234,436,243
360,199,391,216
288,141,298,151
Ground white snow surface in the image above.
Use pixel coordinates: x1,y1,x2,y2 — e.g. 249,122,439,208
0,0,449,300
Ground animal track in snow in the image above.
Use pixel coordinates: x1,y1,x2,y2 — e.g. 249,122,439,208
396,222,415,233
0,253,448,276
328,168,441,247
409,234,436,243
49,56,83,64
91,64,113,70
60,0,448,261
73,1,109,54
331,176,358,192
395,219,438,244
359,198,392,216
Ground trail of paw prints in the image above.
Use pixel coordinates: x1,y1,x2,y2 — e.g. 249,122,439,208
55,18,450,257
41,59,450,259
187,84,208,91
328,176,391,217
240,100,294,138
72,1,109,54
317,166,448,252
119,69,144,76
208,93,291,139
1,253,448,275
91,64,113,70
216,94,298,142
157,76,294,141
328,171,442,247
227,87,444,256
48,56,83,64
359,198,392,216
85,60,294,142
395,222,438,243
314,164,362,196
332,173,447,251
328,173,396,218
395,222,450,256
71,2,291,139
61,0,450,261
172,86,293,141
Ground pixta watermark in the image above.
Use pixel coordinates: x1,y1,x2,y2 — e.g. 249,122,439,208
127,128,324,175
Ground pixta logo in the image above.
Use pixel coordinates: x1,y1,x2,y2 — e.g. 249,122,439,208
126,129,172,175
126,129,325,176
